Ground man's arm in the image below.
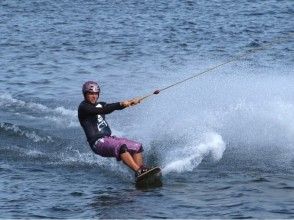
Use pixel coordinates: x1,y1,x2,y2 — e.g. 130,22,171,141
81,98,141,116
81,102,124,115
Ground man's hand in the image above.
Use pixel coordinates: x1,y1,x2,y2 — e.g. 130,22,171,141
120,97,141,108
129,97,141,106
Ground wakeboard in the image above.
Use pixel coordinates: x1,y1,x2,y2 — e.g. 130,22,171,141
135,167,162,188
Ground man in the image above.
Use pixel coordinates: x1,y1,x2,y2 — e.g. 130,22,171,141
78,81,149,179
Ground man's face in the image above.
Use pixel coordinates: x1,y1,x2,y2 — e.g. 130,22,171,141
85,92,99,104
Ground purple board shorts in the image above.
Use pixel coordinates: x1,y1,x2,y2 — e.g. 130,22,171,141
92,136,143,161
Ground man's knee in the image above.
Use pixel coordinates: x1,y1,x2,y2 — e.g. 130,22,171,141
137,145,143,153
119,144,128,155
119,144,144,155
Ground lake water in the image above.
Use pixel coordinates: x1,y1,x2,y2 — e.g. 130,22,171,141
0,0,293,218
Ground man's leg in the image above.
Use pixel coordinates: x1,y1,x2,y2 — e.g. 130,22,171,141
116,138,144,168
133,153,143,167
120,151,140,171
94,136,146,173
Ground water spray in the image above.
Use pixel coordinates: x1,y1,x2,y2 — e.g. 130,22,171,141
139,32,294,102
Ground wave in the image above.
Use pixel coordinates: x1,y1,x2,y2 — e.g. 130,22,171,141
0,144,50,163
0,122,53,143
0,142,130,180
0,94,79,128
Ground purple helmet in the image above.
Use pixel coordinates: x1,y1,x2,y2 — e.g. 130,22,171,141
82,81,100,94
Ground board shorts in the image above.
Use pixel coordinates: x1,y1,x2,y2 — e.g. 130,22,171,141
91,136,143,161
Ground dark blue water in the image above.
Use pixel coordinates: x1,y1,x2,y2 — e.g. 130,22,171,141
1,0,294,218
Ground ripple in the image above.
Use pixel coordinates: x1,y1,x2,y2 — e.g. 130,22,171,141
30,79,52,85
28,168,47,173
270,209,294,215
49,206,71,212
224,202,244,208
251,177,270,183
247,41,262,48
70,192,84,197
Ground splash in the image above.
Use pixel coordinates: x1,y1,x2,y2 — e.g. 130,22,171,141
162,132,226,174
124,64,294,173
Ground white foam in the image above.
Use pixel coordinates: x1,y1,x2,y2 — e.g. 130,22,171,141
54,106,77,117
0,93,78,128
1,144,45,157
162,132,226,174
0,122,53,143
0,93,26,107
44,115,79,128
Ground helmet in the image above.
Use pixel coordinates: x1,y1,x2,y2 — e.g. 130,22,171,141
82,81,100,94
